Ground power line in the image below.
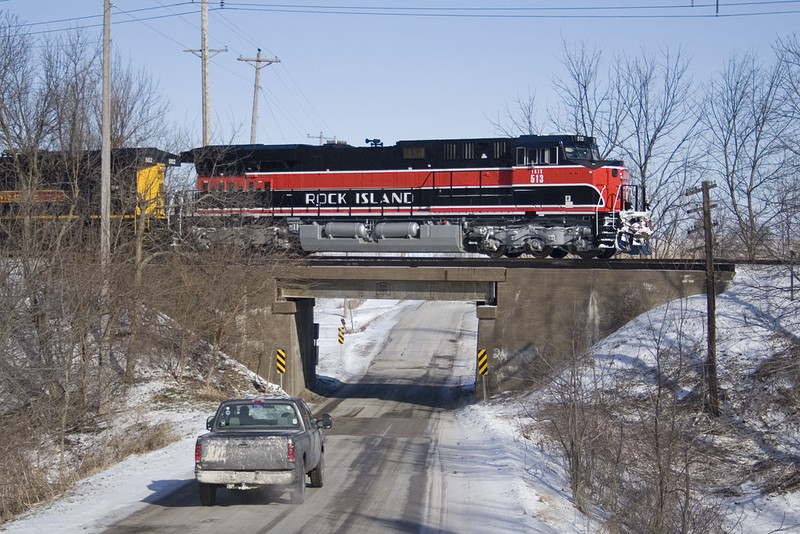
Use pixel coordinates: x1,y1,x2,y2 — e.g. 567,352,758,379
114,5,195,50
211,10,266,55
8,0,800,33
6,0,795,145
147,2,247,57
225,0,800,12
7,2,193,29
260,82,313,143
272,64,334,138
220,4,800,19
219,0,800,17
11,4,251,60
17,9,207,36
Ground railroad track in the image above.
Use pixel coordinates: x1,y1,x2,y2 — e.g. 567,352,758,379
302,255,739,271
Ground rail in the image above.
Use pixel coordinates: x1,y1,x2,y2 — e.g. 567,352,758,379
302,255,737,272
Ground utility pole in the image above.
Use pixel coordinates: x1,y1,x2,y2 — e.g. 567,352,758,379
101,0,111,265
238,49,280,144
701,181,719,417
100,0,112,415
184,0,226,146
686,181,720,416
200,0,210,146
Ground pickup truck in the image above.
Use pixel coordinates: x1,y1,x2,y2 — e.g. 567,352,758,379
194,396,332,505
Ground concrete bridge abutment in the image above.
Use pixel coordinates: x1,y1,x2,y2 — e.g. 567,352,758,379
270,298,318,394
234,261,734,399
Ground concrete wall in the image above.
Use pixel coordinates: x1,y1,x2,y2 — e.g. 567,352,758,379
258,298,317,395
474,267,734,399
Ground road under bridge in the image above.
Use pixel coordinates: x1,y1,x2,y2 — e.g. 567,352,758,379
245,258,735,399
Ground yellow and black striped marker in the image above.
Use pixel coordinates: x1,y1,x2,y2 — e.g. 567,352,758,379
337,326,345,345
477,349,488,375
276,349,286,374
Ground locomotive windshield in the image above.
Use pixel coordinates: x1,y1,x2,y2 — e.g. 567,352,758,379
563,143,599,161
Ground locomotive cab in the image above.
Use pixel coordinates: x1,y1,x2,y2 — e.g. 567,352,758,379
513,135,606,169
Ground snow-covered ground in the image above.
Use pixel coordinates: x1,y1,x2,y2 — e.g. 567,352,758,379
2,267,799,533
588,266,800,532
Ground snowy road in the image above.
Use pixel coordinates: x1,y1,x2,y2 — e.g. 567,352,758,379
99,300,543,534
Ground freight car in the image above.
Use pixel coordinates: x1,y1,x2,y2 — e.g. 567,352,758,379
0,148,178,227
183,134,651,258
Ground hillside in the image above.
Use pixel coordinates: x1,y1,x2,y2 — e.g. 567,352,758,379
521,265,800,532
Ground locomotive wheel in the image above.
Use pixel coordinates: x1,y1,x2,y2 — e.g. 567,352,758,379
528,246,553,259
549,248,568,259
597,248,616,259
483,245,507,259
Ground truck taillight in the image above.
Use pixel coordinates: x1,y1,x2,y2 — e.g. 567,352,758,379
195,442,202,463
287,441,295,462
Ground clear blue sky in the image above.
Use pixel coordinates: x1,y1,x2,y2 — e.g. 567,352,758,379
2,1,799,148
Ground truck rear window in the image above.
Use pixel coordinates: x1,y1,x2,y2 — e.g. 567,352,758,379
217,402,300,429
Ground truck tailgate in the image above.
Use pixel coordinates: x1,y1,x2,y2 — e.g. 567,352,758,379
200,434,292,470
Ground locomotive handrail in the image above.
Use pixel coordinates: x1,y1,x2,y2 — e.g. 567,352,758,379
595,185,607,235
607,189,619,227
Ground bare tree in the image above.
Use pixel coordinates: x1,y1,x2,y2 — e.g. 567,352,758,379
490,88,540,137
550,39,625,159
778,33,800,148
775,34,800,256
0,13,52,154
42,30,100,154
0,12,295,525
536,297,726,533
109,58,171,148
615,47,701,257
702,51,790,260
521,41,703,257
538,345,611,513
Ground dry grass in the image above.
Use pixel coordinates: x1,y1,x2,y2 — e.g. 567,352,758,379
78,421,179,475
0,448,62,522
0,417,179,524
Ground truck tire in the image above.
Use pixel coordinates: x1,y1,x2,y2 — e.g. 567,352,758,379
290,460,306,504
309,452,324,488
199,482,217,506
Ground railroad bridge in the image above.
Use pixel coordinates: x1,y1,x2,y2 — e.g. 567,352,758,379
250,258,735,399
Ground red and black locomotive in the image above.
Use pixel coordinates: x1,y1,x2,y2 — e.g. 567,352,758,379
182,134,651,258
